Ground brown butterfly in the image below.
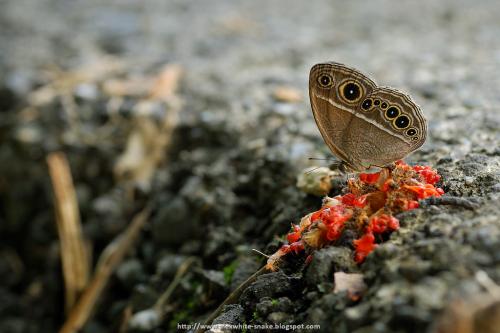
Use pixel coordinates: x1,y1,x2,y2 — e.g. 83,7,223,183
309,62,427,172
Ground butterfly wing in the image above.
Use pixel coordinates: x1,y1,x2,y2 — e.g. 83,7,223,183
309,62,427,171
309,62,377,170
345,86,427,168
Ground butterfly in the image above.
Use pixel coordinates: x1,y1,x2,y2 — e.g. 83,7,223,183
309,62,427,172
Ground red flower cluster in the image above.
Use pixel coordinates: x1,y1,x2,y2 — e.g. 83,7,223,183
368,214,400,234
353,214,400,263
353,233,375,263
359,172,380,184
404,184,445,199
340,193,369,208
413,165,441,185
266,161,444,271
311,205,353,241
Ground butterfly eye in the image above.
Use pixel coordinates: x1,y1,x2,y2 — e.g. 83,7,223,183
385,106,400,119
394,115,411,129
317,74,333,88
381,102,388,109
406,128,417,136
361,98,373,111
339,81,363,103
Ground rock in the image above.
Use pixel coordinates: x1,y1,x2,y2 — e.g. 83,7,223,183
267,311,292,324
240,272,293,306
0,318,29,333
397,257,433,282
152,197,195,246
116,259,145,290
256,296,293,317
305,247,356,287
272,86,303,103
210,304,244,333
200,269,228,295
74,83,99,101
305,293,350,329
130,284,158,311
296,167,336,197
230,257,261,291
204,226,243,258
129,309,161,331
344,303,371,326
156,254,188,277
390,305,431,329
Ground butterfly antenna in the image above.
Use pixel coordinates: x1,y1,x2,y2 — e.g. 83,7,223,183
308,157,338,161
252,248,270,258
305,166,323,174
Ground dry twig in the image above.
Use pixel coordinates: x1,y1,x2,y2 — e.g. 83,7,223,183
59,206,151,333
47,152,90,312
114,64,184,190
128,256,198,331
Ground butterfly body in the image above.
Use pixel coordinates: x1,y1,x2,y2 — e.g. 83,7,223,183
309,62,427,172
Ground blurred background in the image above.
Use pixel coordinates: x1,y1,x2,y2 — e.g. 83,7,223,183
1,0,499,332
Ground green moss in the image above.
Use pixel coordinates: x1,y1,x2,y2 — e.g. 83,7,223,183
190,280,201,289
271,298,278,306
223,260,238,285
186,299,196,310
168,283,200,329
252,310,259,321
169,310,189,330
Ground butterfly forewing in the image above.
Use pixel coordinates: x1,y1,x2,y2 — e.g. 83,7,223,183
309,62,427,171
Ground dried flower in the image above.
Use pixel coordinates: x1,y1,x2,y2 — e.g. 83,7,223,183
266,161,444,270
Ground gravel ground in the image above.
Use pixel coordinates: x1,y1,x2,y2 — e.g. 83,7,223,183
1,0,499,332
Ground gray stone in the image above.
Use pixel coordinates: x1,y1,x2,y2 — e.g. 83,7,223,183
305,247,356,287
210,304,244,333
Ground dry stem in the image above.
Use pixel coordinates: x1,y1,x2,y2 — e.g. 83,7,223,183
47,152,90,312
59,206,151,333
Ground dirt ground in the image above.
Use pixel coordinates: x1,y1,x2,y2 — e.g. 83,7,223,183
1,0,499,332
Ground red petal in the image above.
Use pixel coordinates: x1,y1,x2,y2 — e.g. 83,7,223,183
311,209,323,222
287,231,301,244
280,244,291,254
405,200,420,210
290,241,305,254
368,214,399,234
340,193,356,206
359,172,381,184
381,179,394,192
353,194,368,208
353,233,376,263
